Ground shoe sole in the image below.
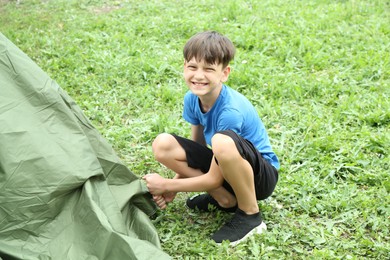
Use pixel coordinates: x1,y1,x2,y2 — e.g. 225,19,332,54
216,221,267,246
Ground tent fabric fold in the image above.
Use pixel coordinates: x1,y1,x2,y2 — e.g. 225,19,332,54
0,33,170,260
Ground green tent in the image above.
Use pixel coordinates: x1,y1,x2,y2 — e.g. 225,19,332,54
0,33,170,260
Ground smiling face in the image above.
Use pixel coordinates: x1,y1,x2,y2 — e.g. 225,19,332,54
183,58,230,99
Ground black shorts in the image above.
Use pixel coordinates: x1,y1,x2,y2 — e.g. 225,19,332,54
172,130,278,200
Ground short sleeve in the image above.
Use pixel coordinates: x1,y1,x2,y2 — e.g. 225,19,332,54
182,91,200,125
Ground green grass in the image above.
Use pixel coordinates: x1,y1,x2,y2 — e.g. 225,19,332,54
1,0,389,259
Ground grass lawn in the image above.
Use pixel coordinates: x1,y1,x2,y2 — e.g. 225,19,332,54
1,0,389,259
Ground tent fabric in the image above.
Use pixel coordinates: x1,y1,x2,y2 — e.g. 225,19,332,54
0,33,170,260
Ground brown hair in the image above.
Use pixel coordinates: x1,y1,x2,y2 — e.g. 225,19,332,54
183,31,235,68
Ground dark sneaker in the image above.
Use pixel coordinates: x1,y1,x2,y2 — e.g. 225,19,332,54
186,193,237,213
211,208,266,246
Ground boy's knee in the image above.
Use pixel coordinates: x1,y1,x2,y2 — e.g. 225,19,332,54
211,133,237,161
152,133,174,159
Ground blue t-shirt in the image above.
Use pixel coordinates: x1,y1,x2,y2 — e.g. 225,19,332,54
182,84,280,170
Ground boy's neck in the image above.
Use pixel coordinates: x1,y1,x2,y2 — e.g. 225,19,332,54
198,85,223,113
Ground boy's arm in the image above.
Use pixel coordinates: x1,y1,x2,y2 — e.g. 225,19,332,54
143,158,224,194
191,124,206,146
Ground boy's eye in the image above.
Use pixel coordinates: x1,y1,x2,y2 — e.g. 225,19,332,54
205,68,215,71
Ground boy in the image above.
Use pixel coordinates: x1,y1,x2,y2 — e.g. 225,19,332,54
143,31,279,245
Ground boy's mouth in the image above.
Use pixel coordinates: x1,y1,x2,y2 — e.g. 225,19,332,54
192,82,208,87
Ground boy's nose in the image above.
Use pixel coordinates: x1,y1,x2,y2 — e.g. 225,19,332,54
194,70,205,79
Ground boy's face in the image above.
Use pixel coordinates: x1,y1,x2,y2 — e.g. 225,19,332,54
183,58,230,99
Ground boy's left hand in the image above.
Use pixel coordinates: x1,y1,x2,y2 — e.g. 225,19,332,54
153,195,168,209
143,173,167,195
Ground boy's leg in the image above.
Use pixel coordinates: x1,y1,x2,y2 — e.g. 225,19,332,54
211,133,258,214
152,133,200,207
210,131,277,245
152,133,203,179
152,133,237,209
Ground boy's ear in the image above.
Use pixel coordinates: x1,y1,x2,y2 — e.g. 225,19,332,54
221,65,231,83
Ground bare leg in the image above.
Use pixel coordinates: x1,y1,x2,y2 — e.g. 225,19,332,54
151,133,200,208
211,133,259,214
152,133,203,178
206,159,237,208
